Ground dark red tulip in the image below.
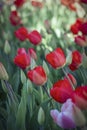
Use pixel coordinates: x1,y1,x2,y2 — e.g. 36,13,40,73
14,0,26,7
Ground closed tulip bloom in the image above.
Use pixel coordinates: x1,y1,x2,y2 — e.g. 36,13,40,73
64,73,77,86
15,27,28,41
31,0,43,8
14,0,26,7
27,30,42,45
28,48,37,60
79,22,87,35
27,66,47,86
50,79,73,103
71,86,87,109
14,48,30,69
46,48,66,69
75,35,87,47
9,10,21,26
69,50,82,71
70,18,84,34
50,99,86,129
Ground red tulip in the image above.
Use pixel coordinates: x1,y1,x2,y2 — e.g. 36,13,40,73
50,79,73,103
27,66,47,86
70,18,84,34
28,48,37,60
15,27,28,41
31,0,43,8
69,50,82,71
75,35,87,47
46,48,66,69
14,0,26,7
27,30,42,45
79,22,87,35
71,86,87,109
64,73,77,86
9,10,21,26
14,48,30,69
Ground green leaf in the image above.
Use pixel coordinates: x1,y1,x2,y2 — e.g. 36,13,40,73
21,70,26,84
16,82,27,130
43,61,49,76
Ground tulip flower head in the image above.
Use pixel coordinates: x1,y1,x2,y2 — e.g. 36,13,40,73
75,35,87,47
27,66,47,86
9,10,21,26
71,86,87,109
14,48,30,69
27,30,42,45
14,0,26,7
15,27,28,41
50,99,86,129
50,79,73,103
69,50,82,71
28,48,37,60
46,48,66,69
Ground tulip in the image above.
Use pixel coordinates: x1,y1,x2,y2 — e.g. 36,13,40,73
27,66,47,86
28,48,37,60
79,22,87,35
69,50,82,71
75,35,87,47
46,48,66,69
31,0,43,8
9,10,21,26
64,73,77,86
15,27,28,41
71,86,87,109
70,18,84,34
50,79,73,103
14,48,30,69
50,99,86,129
14,0,26,7
27,30,42,45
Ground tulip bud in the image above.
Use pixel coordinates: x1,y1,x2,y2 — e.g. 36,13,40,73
0,63,9,81
37,107,45,125
27,80,33,94
4,40,11,54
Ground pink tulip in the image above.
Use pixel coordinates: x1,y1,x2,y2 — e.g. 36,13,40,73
50,99,86,129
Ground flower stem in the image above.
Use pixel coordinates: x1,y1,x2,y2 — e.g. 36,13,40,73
42,85,50,98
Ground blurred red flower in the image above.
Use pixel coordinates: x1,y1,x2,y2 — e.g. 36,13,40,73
27,66,47,86
79,22,87,35
70,18,84,34
31,0,43,8
14,48,30,69
9,10,21,26
27,30,42,45
46,48,66,69
50,79,73,103
72,86,87,109
69,50,82,71
14,0,26,7
64,73,77,86
28,48,37,60
15,27,28,41
75,35,87,47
